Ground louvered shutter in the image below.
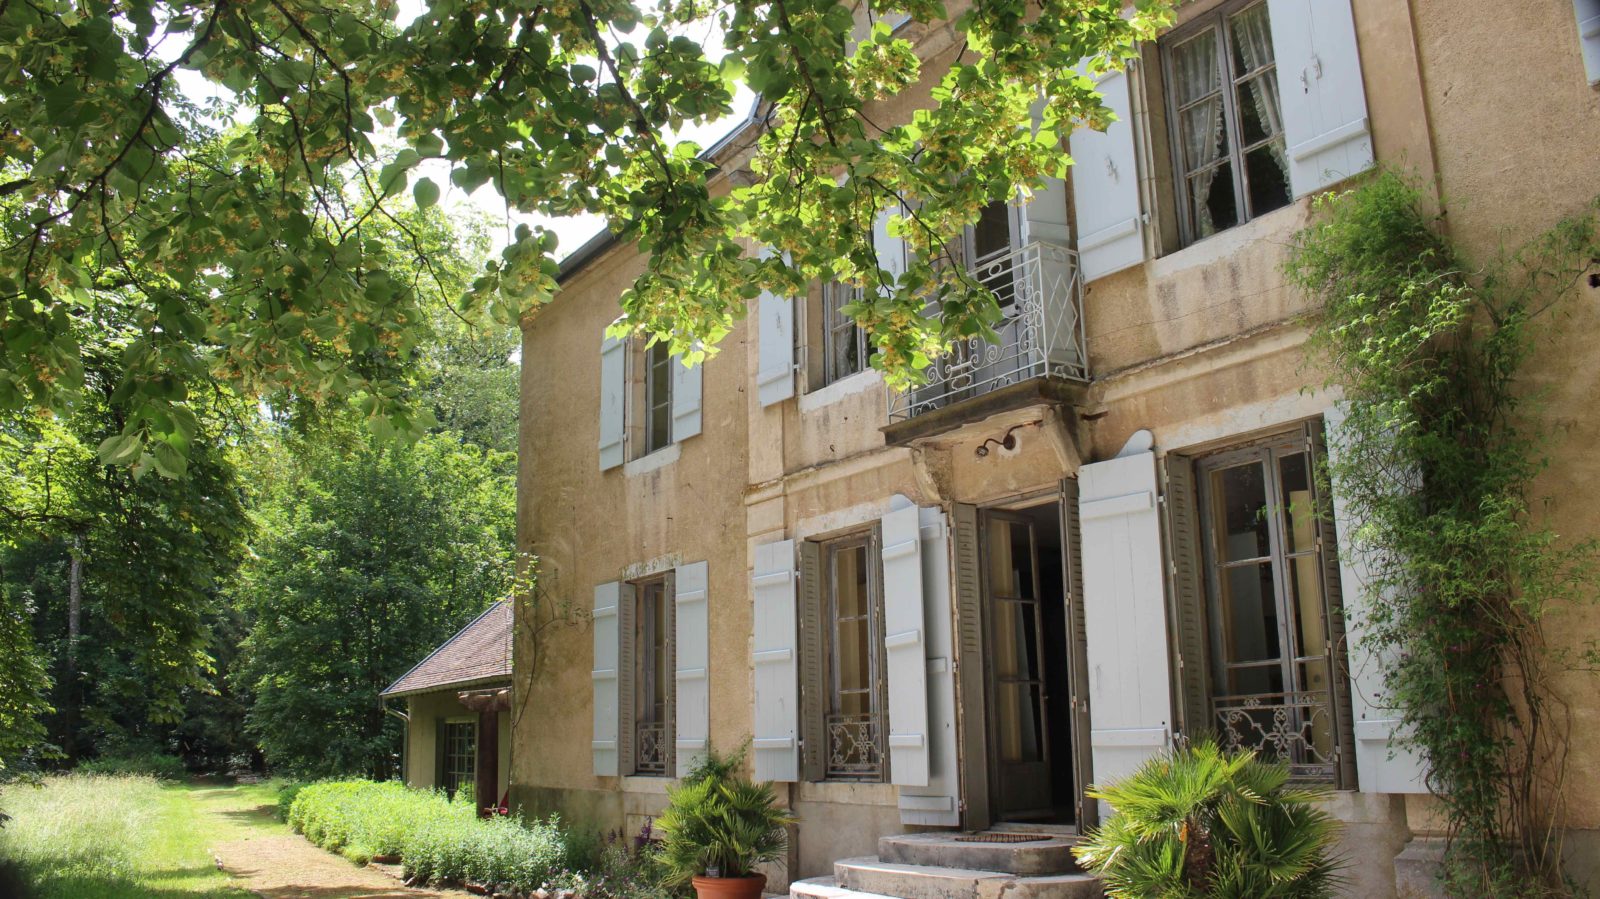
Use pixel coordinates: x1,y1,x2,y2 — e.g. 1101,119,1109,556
880,502,931,786
798,540,826,781
616,582,637,775
1070,65,1144,281
674,561,709,777
598,335,627,470
898,506,960,825
1161,456,1211,739
756,246,797,407
592,581,622,775
873,206,908,293
1079,438,1174,791
1305,424,1358,790
663,571,678,778
752,540,800,782
1323,407,1428,793
1578,0,1600,85
671,352,702,443
1268,0,1374,197
1059,479,1097,828
951,502,990,827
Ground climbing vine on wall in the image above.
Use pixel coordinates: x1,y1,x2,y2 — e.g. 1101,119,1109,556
1285,171,1600,897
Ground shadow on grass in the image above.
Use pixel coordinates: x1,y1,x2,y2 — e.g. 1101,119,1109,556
12,869,252,899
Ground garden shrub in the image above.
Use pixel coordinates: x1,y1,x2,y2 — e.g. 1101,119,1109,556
286,779,575,892
75,752,186,781
274,781,305,822
1073,740,1341,899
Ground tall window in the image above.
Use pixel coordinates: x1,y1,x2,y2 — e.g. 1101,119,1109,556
641,340,673,455
821,532,886,781
1196,430,1345,783
633,576,674,775
1164,0,1291,244
822,281,872,386
442,720,476,798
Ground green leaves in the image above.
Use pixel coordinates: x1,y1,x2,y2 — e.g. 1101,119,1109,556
413,177,441,208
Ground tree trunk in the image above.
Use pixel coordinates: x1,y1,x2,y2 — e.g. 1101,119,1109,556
67,535,82,673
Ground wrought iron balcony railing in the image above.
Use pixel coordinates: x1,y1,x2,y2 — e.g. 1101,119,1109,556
887,241,1087,422
825,712,885,780
1214,689,1339,783
635,721,669,775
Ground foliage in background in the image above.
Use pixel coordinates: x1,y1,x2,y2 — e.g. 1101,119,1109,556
234,430,516,778
1073,741,1341,899
287,779,575,892
74,751,187,781
655,745,793,884
0,596,51,777
1285,171,1600,896
0,0,1170,472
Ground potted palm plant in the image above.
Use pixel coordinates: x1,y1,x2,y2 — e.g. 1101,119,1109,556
655,748,795,899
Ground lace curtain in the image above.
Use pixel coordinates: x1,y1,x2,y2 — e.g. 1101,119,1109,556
1174,31,1225,236
1231,4,1290,184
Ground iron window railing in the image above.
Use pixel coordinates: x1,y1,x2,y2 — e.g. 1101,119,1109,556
1214,689,1338,782
825,712,885,780
887,241,1087,421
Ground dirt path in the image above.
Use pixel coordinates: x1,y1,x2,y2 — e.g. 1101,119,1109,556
193,784,473,899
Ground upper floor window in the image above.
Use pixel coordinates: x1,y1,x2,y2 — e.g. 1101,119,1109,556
1164,0,1291,244
821,281,872,386
632,574,675,776
638,340,673,456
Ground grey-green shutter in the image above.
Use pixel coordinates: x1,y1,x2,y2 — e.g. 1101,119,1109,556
1059,479,1096,829
1162,455,1210,741
435,717,447,790
1307,421,1359,790
665,569,680,778
798,540,826,782
617,582,637,776
951,502,989,829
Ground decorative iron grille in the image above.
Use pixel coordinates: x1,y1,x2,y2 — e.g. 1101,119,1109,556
635,721,669,775
887,241,1087,421
1214,690,1338,782
825,712,884,780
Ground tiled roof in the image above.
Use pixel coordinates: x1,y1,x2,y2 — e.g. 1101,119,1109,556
381,602,512,697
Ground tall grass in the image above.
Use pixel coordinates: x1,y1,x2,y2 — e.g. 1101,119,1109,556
0,773,246,898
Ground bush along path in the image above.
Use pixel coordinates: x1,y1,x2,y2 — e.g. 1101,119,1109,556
193,781,475,899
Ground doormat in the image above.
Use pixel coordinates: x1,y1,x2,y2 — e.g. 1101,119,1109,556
954,832,1051,844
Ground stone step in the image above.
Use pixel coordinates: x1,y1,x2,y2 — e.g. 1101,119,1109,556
877,832,1083,876
834,857,1103,899
788,875,899,899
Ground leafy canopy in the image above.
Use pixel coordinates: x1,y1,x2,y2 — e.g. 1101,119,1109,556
0,0,1169,470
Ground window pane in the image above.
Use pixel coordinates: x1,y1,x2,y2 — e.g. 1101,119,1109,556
995,683,1045,764
1211,462,1271,561
1235,71,1282,146
1221,561,1281,664
1171,29,1221,107
992,599,1042,681
1188,163,1238,238
1278,451,1314,553
1229,2,1276,76
834,544,868,619
1244,143,1291,218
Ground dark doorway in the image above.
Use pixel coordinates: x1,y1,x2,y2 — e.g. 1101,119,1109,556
981,499,1081,824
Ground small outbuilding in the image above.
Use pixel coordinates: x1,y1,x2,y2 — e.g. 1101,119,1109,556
381,601,512,815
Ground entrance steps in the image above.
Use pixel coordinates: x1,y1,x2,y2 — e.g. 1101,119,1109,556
789,831,1101,899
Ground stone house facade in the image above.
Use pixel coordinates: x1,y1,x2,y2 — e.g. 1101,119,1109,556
510,1,1600,895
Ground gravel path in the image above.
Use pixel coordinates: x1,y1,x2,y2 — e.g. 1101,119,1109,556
203,790,473,899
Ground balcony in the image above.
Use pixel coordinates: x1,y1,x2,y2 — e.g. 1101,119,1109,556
885,241,1087,436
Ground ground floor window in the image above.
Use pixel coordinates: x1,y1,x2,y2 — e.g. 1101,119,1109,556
801,529,888,782
632,574,674,776
1191,424,1351,784
441,720,475,797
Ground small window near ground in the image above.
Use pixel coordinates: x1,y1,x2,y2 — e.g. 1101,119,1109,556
1164,0,1291,245
632,575,675,776
818,531,887,781
442,720,475,798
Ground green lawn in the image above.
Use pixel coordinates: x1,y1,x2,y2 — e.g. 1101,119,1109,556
0,773,284,899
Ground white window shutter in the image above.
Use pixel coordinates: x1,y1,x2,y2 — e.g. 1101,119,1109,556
1578,0,1600,85
1078,433,1173,793
592,581,622,776
671,351,702,443
897,506,961,826
598,334,626,471
674,560,710,777
1070,65,1144,282
1323,406,1429,794
873,206,908,293
1268,0,1374,197
756,246,796,408
880,499,930,787
1021,176,1071,248
751,540,800,782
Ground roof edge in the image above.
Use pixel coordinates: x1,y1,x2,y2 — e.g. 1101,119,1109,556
379,601,510,697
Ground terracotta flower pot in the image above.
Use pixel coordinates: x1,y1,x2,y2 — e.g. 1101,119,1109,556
691,873,767,899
